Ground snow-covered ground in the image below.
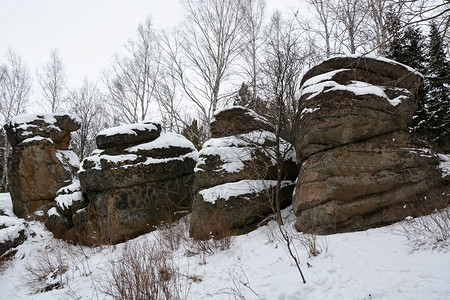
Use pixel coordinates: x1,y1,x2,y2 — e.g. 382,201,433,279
0,193,449,300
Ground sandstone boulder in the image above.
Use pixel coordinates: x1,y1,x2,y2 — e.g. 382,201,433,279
195,130,298,191
190,180,295,239
190,107,298,239
5,113,80,149
5,114,80,218
293,132,444,234
95,122,161,149
78,123,198,244
294,55,423,161
210,106,273,138
293,56,447,235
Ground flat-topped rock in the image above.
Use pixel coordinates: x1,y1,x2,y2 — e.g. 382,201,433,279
195,130,298,190
78,126,198,244
210,106,273,138
190,180,295,239
294,55,423,161
191,107,298,239
4,113,80,149
80,132,197,192
300,55,424,91
5,114,80,218
95,122,161,149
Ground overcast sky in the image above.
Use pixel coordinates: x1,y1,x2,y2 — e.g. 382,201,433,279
0,0,300,94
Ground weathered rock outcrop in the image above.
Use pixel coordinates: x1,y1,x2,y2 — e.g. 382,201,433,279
294,56,423,161
4,114,80,218
78,122,197,244
293,56,446,234
190,106,298,239
0,208,27,257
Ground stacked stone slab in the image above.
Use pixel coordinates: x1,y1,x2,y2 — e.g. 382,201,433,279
78,122,197,244
293,56,446,234
4,114,80,218
190,106,298,239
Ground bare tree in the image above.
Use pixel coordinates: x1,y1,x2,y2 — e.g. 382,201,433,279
0,49,32,190
163,0,243,134
260,12,304,224
68,79,108,160
303,0,339,58
240,0,267,99
104,17,160,124
334,0,369,54
36,49,66,113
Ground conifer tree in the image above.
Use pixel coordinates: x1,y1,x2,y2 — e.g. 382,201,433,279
422,22,450,151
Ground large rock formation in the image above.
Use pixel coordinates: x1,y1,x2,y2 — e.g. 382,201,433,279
190,106,298,239
293,56,447,234
78,122,198,244
4,114,80,218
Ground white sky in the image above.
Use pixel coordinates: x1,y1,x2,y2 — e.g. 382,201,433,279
0,0,300,95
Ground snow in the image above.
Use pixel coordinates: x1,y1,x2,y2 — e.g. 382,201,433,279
126,132,196,152
55,180,83,210
301,79,410,107
0,191,449,299
438,154,450,178
11,114,58,126
0,196,26,244
198,130,296,174
10,113,81,128
302,68,351,88
46,207,60,217
328,54,424,78
212,105,271,127
97,122,159,137
82,154,139,170
300,107,320,119
20,136,53,144
81,132,197,172
199,180,293,204
55,149,81,170
199,145,252,173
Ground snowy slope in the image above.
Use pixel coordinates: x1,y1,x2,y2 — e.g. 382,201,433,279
0,193,449,300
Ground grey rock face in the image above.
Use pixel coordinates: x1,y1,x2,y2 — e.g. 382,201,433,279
190,107,298,239
292,56,446,234
78,123,198,244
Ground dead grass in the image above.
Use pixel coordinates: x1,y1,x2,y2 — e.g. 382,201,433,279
394,188,449,251
101,239,192,300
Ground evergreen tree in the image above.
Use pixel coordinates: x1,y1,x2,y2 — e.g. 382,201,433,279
386,22,430,145
181,119,204,150
422,22,450,151
233,82,269,117
387,25,427,72
385,11,403,60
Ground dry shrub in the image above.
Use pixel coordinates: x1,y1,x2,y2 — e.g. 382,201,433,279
101,239,192,300
295,233,328,258
154,209,191,252
267,222,306,283
186,213,232,260
395,190,449,250
24,240,70,293
214,266,259,300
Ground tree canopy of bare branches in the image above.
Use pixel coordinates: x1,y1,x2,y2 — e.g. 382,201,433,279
104,17,160,124
162,0,244,134
37,49,67,113
0,49,32,190
68,79,109,159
